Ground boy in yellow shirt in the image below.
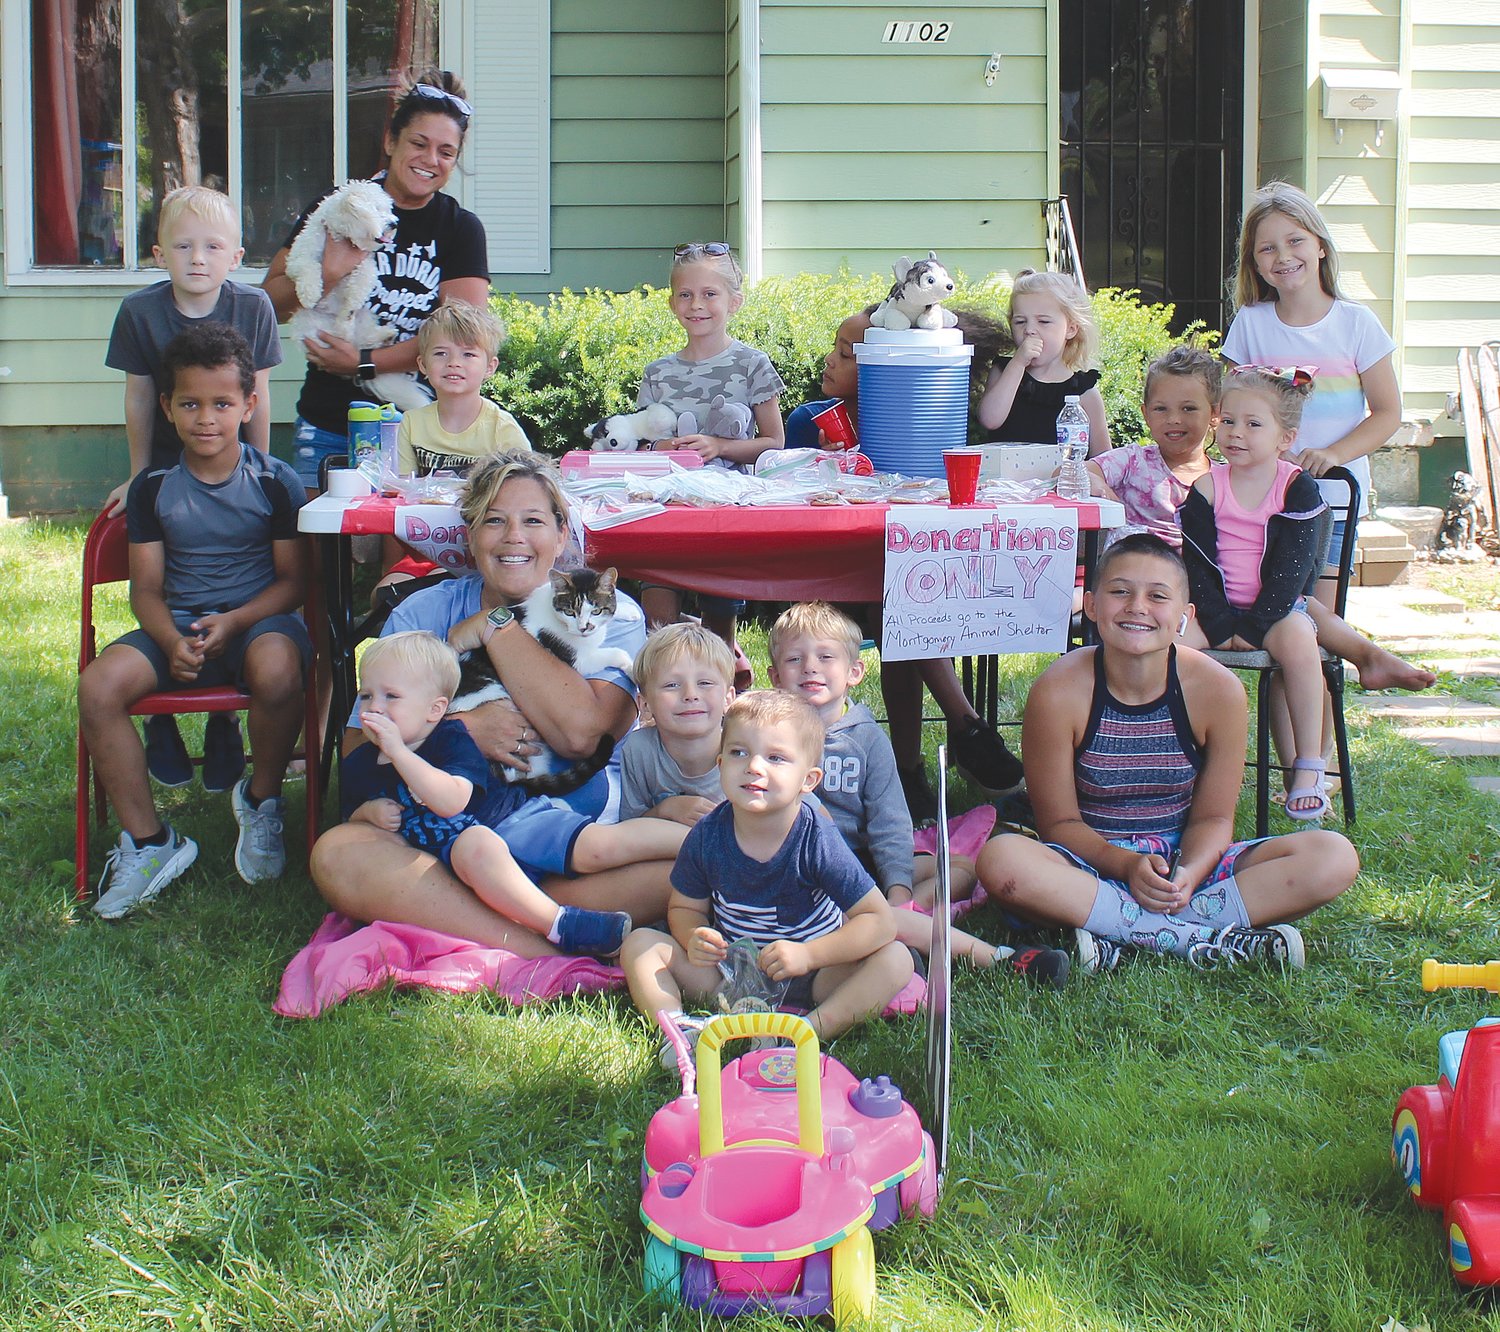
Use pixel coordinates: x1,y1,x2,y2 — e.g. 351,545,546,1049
395,301,530,476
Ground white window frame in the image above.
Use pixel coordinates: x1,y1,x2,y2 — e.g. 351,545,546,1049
1,0,551,285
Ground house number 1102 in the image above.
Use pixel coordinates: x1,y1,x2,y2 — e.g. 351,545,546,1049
882,20,951,42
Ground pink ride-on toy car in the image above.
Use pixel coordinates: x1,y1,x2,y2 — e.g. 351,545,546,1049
641,1010,936,1325
1392,959,1500,1289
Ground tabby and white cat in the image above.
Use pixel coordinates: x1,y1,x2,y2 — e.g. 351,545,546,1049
448,567,632,796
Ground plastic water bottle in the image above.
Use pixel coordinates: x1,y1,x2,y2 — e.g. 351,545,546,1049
347,401,383,469
1054,394,1090,501
348,401,400,476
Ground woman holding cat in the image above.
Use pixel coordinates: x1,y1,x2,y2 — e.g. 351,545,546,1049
262,70,490,492
311,451,678,952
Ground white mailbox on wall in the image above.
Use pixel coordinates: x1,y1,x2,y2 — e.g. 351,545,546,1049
1321,68,1402,145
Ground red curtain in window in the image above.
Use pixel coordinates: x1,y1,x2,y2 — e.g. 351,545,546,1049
384,0,435,135
34,0,84,263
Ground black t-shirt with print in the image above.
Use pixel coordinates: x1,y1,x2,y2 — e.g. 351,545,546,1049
284,178,489,432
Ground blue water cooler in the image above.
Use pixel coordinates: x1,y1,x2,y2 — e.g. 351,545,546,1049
854,328,974,478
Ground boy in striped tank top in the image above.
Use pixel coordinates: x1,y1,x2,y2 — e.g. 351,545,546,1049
974,535,1358,973
622,691,913,1048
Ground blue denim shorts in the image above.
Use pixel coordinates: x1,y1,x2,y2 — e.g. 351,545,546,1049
1325,515,1353,570
292,417,350,488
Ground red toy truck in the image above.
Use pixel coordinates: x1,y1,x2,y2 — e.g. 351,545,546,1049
1392,959,1500,1288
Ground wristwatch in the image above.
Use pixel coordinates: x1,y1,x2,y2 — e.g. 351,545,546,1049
356,348,376,379
481,603,516,644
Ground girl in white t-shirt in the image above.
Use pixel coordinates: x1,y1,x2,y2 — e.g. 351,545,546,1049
1222,184,1406,803
1222,182,1401,550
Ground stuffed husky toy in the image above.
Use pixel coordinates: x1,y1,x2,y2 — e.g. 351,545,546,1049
870,251,959,331
586,402,679,451
286,179,428,411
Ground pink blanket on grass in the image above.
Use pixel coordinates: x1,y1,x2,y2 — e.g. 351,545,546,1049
273,805,999,1018
912,804,998,921
275,912,926,1019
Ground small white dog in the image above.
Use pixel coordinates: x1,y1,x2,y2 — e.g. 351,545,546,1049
286,180,428,411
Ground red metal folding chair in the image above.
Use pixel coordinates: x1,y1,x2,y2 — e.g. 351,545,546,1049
74,511,323,900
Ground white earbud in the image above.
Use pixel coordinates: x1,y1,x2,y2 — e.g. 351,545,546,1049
1177,613,1189,636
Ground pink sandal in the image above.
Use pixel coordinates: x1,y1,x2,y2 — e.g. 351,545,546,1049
1285,757,1332,822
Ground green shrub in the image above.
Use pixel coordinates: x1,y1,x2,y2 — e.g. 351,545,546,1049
486,275,1215,457
1092,288,1219,446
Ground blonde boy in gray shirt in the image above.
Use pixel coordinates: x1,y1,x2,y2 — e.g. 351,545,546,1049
620,624,737,826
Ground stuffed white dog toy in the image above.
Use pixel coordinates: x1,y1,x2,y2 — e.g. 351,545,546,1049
586,396,757,453
586,403,679,452
870,251,959,331
286,180,429,411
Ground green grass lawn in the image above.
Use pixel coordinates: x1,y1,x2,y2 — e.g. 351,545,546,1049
4,517,1499,1331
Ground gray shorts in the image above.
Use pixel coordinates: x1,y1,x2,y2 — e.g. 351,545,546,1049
112,610,312,692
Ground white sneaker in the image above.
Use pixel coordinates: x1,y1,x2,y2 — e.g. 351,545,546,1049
232,778,286,883
656,1009,778,1072
1188,923,1305,971
94,828,198,919
1073,928,1125,975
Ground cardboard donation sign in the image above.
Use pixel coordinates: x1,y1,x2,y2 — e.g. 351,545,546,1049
881,505,1078,661
396,506,471,570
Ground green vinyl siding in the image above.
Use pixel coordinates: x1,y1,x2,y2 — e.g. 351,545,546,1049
726,0,744,254
1310,3,1402,427
1401,9,1500,418
1298,1,1500,427
756,0,1049,282
1257,0,1307,186
500,0,727,297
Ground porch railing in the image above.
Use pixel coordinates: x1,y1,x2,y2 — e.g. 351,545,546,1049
1042,197,1086,292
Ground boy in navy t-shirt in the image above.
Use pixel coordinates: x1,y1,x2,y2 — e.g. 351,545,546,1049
621,690,912,1048
79,324,309,918
342,631,633,960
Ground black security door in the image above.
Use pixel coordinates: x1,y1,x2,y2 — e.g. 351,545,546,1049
1059,0,1245,333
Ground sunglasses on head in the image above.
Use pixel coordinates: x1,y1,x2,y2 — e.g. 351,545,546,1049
409,83,472,127
673,242,732,259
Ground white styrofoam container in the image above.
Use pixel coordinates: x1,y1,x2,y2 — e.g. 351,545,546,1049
978,442,1060,482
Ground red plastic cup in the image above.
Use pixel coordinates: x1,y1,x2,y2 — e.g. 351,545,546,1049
810,400,858,450
944,448,982,505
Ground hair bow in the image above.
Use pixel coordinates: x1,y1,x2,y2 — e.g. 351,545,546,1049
1231,364,1316,387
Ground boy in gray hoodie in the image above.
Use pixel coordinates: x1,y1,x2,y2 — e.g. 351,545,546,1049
768,602,1068,986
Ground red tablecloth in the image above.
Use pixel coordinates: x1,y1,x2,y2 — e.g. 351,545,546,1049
584,498,1106,603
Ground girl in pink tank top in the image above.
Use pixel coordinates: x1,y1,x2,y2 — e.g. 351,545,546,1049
1177,367,1333,820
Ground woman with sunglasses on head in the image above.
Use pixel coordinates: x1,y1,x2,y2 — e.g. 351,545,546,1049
263,71,491,492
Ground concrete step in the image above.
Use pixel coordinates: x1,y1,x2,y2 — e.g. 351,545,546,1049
1396,725,1500,757
1422,656,1500,680
1356,521,1413,550
1345,610,1500,643
1346,586,1466,615
1350,694,1500,721
1469,776,1500,799
1377,635,1500,657
1362,516,1416,546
